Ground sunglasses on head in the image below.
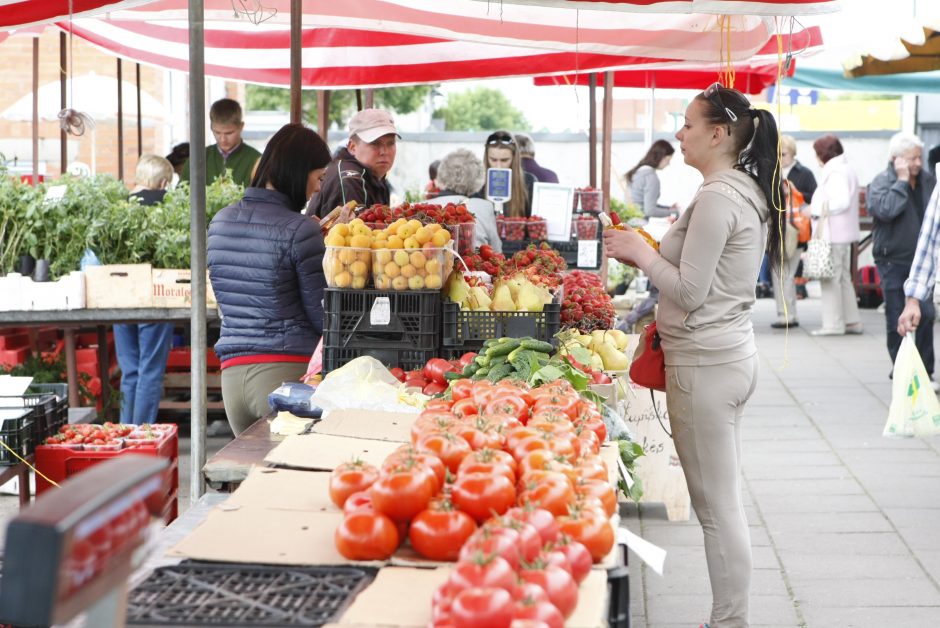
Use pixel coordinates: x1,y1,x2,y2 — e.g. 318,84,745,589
704,82,738,128
486,132,515,146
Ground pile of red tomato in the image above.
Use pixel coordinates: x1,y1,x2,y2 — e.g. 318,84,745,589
329,378,616,627
389,354,477,396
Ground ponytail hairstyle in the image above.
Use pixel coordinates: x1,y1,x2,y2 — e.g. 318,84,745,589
625,139,675,183
695,83,784,271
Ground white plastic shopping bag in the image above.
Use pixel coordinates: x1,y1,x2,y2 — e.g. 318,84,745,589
884,334,940,438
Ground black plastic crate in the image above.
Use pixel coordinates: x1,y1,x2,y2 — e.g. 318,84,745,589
323,288,441,351
126,560,374,626
548,239,603,271
0,407,34,465
441,300,560,353
323,346,437,375
0,390,67,447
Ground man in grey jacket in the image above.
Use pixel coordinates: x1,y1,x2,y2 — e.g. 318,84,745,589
867,132,937,379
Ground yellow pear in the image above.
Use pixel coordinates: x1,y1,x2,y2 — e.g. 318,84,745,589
447,273,470,306
516,283,544,312
597,341,628,371
606,329,629,351
470,286,492,310
491,284,516,311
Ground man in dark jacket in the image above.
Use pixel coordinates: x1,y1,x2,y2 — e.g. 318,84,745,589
515,133,559,183
867,132,937,379
308,108,399,218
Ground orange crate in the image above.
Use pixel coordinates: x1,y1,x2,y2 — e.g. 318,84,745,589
35,425,178,496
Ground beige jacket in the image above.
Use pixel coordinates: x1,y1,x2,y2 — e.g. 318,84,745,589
646,169,769,366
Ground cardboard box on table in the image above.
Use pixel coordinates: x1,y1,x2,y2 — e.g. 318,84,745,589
151,269,217,308
84,264,152,308
169,413,618,626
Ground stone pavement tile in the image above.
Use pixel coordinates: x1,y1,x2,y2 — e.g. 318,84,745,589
771,531,911,555
644,568,711,596
744,438,833,453
645,594,712,624
752,545,779,570
866,486,940,509
838,446,940,463
743,426,822,442
750,568,792,597
859,474,940,495
882,507,940,530
640,523,706,548
761,511,893,534
749,594,800,624
744,464,852,481
781,552,926,580
792,576,940,607
752,493,878,514
916,550,940,585
895,525,940,551
849,457,940,476
799,605,940,628
742,450,845,468
746,477,865,496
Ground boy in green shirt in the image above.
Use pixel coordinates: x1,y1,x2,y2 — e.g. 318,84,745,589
180,98,261,187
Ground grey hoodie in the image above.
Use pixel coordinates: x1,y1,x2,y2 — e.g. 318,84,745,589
646,169,769,366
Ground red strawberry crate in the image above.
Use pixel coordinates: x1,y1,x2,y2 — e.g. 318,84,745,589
35,424,179,501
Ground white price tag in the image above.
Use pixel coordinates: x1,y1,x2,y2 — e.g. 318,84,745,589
43,185,67,204
370,296,391,326
577,240,598,268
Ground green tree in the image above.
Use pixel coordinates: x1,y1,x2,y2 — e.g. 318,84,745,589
432,87,529,132
245,86,435,129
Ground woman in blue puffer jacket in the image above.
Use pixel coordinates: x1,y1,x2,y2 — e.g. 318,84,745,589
208,123,332,434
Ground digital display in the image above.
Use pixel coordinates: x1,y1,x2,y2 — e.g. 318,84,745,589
486,168,512,203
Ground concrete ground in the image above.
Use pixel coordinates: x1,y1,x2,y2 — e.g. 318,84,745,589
2,289,940,627
623,293,940,627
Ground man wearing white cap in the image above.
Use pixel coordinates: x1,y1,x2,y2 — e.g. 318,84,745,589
308,108,400,218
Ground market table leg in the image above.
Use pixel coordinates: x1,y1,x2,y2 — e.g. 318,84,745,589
17,463,30,507
64,328,79,408
97,325,111,419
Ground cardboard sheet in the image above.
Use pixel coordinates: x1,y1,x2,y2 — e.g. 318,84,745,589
337,566,608,628
225,467,339,513
168,507,386,567
312,409,416,443
265,432,402,471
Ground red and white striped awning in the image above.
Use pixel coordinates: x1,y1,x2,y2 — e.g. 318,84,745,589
532,25,820,93
55,0,824,87
464,0,839,16
0,0,151,30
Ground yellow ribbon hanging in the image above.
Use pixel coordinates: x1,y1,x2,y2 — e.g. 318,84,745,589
0,438,62,490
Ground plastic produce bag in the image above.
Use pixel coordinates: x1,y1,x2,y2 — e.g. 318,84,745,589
267,381,321,418
884,334,940,438
311,356,427,415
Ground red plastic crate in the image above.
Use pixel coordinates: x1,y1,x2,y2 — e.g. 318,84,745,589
161,488,179,525
34,425,179,497
0,332,29,351
166,347,220,371
0,347,29,369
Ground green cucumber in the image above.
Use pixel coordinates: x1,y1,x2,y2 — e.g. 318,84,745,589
520,339,554,354
486,363,514,383
486,338,521,357
444,371,464,381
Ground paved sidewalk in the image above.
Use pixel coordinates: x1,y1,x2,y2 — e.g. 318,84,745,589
623,294,940,627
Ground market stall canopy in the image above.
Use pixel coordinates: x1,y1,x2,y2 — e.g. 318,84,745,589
532,26,821,94
86,0,797,61
0,72,166,121
463,0,840,15
61,1,822,87
784,66,940,94
0,0,151,30
844,25,940,78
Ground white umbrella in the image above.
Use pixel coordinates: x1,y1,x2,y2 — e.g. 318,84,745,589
0,72,166,174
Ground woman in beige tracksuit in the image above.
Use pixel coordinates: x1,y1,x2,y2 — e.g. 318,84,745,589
605,83,784,628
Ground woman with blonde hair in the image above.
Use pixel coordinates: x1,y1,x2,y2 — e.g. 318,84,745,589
479,130,535,217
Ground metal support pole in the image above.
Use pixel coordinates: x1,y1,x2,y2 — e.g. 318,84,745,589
588,74,597,189
364,89,374,109
601,71,613,215
117,58,124,181
31,38,38,185
356,89,363,111
317,91,330,140
289,0,302,124
136,64,143,157
189,0,208,502
60,31,67,174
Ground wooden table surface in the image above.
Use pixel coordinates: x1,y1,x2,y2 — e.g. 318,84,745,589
201,416,285,491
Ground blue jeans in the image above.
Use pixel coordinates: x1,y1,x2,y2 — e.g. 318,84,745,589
114,323,174,424
877,261,935,377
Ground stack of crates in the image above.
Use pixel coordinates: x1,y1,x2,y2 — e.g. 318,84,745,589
0,383,68,463
34,424,179,524
322,288,441,374
441,298,561,357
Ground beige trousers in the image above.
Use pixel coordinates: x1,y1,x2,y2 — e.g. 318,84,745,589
771,243,802,323
221,361,308,435
818,242,861,332
666,355,760,628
